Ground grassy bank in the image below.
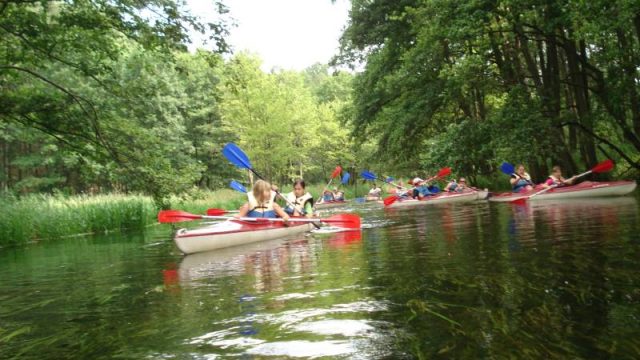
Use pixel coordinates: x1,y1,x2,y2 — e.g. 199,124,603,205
0,190,252,247
0,194,157,247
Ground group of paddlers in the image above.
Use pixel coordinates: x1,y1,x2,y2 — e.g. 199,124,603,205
234,164,576,222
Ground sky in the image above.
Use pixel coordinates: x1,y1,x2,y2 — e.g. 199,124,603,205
186,0,351,71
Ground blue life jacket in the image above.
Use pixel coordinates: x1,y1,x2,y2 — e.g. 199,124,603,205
323,193,334,202
512,179,532,193
247,209,277,218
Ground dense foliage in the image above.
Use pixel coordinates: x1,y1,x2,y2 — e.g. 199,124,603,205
336,0,640,182
0,1,361,206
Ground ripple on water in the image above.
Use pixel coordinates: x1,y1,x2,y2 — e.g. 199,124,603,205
188,300,395,358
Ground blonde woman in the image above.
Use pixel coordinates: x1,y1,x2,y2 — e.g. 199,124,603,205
237,180,290,221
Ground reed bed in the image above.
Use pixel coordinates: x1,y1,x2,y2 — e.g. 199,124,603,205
0,194,157,246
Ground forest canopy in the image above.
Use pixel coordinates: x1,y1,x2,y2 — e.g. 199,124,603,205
335,0,640,183
0,0,364,205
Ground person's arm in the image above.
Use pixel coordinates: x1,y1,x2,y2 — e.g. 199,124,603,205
304,202,314,218
563,176,576,185
273,203,290,222
236,203,249,218
510,176,518,185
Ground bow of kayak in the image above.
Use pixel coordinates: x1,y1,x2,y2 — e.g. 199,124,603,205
488,181,637,202
174,219,314,255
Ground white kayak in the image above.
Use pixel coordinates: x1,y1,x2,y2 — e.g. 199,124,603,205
488,181,637,202
174,219,314,254
383,190,481,208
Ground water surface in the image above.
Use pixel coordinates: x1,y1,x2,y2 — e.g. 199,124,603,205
1,198,639,359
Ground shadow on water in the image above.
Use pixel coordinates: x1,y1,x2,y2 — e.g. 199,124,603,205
1,197,639,359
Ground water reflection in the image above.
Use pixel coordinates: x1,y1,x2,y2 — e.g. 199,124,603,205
2,198,640,359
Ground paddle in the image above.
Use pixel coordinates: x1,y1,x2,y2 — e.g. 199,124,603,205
500,162,516,176
230,180,247,193
382,167,452,206
361,170,406,190
341,172,351,185
316,166,342,203
223,143,296,208
158,210,361,229
510,159,615,205
206,208,239,216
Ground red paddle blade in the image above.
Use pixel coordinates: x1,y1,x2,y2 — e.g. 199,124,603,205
206,208,228,216
158,210,202,223
436,167,452,178
383,195,399,206
331,166,342,178
591,159,614,173
322,214,361,229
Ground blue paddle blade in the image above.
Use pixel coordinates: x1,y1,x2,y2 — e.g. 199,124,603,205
385,176,394,183
500,162,515,175
223,143,252,169
230,180,247,193
341,172,351,184
360,170,377,181
354,197,366,203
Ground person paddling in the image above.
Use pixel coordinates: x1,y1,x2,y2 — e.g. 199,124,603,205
510,164,534,193
367,183,383,200
319,189,335,203
333,187,345,201
284,179,314,217
237,180,290,221
543,166,575,189
445,177,470,192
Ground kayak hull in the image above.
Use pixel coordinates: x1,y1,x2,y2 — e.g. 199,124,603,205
488,181,637,202
384,191,480,208
315,200,348,209
174,219,314,254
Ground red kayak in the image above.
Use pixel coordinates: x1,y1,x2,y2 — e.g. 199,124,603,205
488,181,637,202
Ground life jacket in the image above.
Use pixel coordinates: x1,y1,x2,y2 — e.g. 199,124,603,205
448,182,459,192
322,191,335,202
247,191,276,218
547,175,563,186
512,172,533,192
285,191,314,215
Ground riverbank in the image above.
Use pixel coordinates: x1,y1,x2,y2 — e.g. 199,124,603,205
0,190,246,247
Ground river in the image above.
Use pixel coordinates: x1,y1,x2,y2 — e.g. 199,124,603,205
1,197,639,359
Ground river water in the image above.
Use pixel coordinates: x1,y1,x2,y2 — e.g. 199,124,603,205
1,197,639,359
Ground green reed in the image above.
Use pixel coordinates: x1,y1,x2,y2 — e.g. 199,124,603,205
0,194,156,246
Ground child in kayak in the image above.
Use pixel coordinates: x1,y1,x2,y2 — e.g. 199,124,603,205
543,166,575,188
284,179,314,217
333,187,345,201
367,183,383,200
237,180,290,221
510,165,534,193
445,177,470,192
319,189,335,203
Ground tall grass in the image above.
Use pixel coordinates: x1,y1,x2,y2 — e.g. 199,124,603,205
0,194,157,247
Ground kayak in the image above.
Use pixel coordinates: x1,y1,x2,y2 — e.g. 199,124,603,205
382,190,481,208
488,181,637,202
174,219,314,254
315,200,349,209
